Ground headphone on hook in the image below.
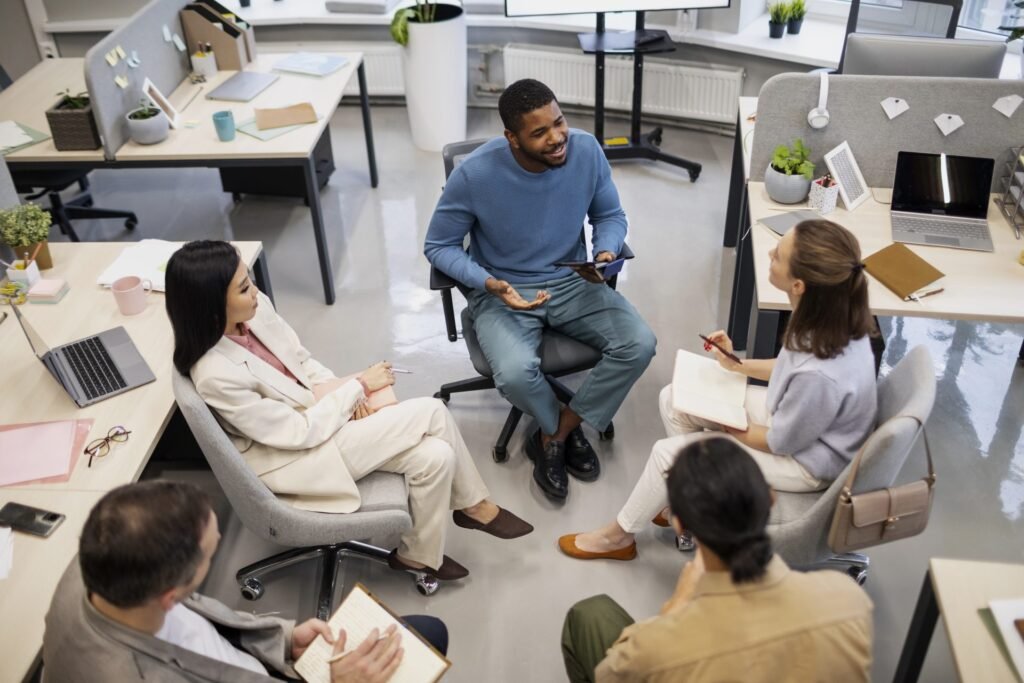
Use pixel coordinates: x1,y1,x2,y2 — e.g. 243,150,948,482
807,71,830,129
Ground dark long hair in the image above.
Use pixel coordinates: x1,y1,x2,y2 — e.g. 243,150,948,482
784,219,874,360
667,437,774,584
166,240,240,375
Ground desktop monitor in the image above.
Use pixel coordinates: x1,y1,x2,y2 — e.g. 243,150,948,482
505,0,730,17
842,34,1005,77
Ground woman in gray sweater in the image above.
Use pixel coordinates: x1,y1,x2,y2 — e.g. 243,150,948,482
561,219,878,560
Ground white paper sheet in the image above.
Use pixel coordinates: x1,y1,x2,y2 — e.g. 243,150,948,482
880,97,909,120
934,113,964,136
993,94,1023,118
0,120,32,151
989,598,1024,679
95,239,182,292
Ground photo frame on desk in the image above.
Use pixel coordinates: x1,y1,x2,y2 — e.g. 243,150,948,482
824,141,870,211
142,77,180,129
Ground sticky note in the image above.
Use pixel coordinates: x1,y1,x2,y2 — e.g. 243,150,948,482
114,75,129,89
934,113,964,136
105,50,118,67
172,33,186,52
880,97,909,120
115,45,127,59
993,94,1023,118
162,24,172,42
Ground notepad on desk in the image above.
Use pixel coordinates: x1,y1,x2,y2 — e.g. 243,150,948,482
863,243,944,301
273,52,349,76
0,419,92,487
96,239,181,292
294,583,450,683
670,349,748,431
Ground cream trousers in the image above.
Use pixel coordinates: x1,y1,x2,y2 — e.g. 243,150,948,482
334,397,490,569
615,385,825,534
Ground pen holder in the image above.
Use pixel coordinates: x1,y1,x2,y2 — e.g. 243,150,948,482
808,178,840,215
6,260,41,288
190,52,218,79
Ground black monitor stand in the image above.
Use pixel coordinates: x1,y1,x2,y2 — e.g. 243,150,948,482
578,12,701,182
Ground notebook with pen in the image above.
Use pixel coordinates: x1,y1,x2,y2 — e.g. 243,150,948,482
670,349,748,431
863,243,944,301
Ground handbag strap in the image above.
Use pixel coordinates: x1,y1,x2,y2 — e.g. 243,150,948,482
839,417,936,502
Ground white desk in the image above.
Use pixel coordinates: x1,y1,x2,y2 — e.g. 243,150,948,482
0,241,264,683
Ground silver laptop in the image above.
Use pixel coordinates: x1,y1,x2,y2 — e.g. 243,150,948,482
11,305,155,407
206,72,279,102
890,151,994,252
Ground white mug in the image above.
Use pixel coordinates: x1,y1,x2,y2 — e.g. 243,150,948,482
111,275,153,315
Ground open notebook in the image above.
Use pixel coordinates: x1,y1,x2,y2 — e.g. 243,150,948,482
670,349,748,431
294,583,450,683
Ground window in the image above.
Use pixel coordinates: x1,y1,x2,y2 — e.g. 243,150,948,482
813,0,1016,35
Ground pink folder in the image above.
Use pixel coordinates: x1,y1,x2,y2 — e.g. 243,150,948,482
0,419,93,487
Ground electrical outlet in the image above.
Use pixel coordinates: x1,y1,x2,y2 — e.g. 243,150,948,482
40,42,59,59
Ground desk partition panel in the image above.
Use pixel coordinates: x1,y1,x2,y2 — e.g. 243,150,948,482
749,73,1024,192
83,0,190,160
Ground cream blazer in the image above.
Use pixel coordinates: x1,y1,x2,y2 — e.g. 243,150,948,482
190,292,366,513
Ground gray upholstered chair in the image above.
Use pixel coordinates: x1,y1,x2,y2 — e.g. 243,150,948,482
171,373,440,619
430,138,632,462
766,345,936,584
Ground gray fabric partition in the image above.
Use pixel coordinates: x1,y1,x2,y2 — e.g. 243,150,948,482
750,73,1024,191
83,0,189,160
0,156,18,209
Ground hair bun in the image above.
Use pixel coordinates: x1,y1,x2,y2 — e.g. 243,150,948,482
727,533,773,583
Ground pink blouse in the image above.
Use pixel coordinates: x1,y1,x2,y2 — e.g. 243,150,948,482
225,323,300,383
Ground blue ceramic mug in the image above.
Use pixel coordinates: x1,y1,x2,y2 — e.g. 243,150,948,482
212,110,235,142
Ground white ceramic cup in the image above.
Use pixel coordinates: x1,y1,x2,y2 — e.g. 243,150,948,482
111,275,152,316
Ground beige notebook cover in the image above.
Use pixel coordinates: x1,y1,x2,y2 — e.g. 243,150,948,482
863,243,944,300
294,583,450,683
254,102,317,130
670,349,748,431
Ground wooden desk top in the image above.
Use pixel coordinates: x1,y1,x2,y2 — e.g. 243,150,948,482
0,58,106,163
930,558,1024,683
115,52,362,162
0,489,105,682
1,241,261,493
746,183,1024,324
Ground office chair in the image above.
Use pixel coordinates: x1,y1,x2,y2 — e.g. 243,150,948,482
835,0,962,73
0,64,138,242
430,138,632,462
765,345,936,584
172,373,441,620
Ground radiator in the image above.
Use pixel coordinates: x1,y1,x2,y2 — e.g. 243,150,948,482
503,44,743,125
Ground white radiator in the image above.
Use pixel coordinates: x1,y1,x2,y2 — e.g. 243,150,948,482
503,44,743,125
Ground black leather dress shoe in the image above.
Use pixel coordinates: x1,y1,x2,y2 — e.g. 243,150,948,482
565,427,600,482
525,429,569,500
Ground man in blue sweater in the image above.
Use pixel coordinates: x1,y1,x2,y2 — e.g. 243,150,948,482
424,79,656,501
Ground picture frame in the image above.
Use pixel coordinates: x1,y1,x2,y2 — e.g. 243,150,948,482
823,141,870,211
141,77,180,129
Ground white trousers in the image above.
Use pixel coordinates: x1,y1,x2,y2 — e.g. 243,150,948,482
334,397,490,569
615,385,825,534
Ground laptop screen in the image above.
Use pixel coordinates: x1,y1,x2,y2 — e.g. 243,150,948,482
11,305,50,358
892,152,993,219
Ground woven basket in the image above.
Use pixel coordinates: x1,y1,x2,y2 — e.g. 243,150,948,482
45,99,102,151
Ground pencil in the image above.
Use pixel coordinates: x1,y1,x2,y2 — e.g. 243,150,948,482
326,634,390,663
27,242,43,266
698,334,743,365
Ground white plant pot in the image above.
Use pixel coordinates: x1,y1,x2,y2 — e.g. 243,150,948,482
402,5,467,152
125,109,169,145
765,164,811,204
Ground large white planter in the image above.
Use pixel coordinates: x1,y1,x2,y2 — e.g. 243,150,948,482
402,4,467,152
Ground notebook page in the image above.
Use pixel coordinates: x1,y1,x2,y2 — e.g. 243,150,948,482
671,350,748,431
294,585,447,683
0,420,76,487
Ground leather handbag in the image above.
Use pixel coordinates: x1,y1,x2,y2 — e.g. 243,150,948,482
828,423,936,553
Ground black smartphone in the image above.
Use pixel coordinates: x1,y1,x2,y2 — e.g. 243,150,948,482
0,502,66,537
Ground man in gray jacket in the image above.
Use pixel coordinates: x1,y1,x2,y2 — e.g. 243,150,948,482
42,480,447,682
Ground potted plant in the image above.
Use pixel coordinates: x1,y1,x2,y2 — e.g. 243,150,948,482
787,0,807,34
126,98,170,145
765,138,814,204
999,0,1024,76
45,89,102,151
768,1,789,38
0,203,54,270
390,1,467,151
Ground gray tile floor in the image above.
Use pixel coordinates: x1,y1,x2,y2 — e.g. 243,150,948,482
68,105,1024,682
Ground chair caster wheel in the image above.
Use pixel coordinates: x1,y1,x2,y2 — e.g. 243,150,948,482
82,198,94,207
675,532,695,552
599,423,614,441
125,218,138,230
432,392,449,404
415,575,439,596
848,567,867,585
240,577,264,601
492,446,508,463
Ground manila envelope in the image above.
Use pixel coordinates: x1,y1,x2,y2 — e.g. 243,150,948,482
254,102,317,131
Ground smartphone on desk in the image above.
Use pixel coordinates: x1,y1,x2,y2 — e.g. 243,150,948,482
555,258,626,280
0,502,65,537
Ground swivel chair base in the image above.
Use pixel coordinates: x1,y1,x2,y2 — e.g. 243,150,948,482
236,539,439,621
796,552,870,586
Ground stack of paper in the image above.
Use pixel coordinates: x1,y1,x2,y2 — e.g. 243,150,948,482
0,420,84,487
670,349,748,431
0,528,11,580
96,239,181,292
28,278,69,304
0,121,31,151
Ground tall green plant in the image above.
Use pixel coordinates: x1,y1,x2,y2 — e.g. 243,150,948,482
390,1,462,46
771,138,814,179
0,204,52,248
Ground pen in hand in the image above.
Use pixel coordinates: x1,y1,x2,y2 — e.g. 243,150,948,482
699,334,743,365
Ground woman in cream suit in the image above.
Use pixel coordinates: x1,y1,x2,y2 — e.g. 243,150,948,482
166,241,532,581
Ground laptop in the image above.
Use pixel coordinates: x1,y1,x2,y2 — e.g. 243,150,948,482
206,72,279,102
11,305,155,407
890,151,995,252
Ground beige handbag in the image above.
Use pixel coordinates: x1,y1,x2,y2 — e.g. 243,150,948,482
828,425,936,553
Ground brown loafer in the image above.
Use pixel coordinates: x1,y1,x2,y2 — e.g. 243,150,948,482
453,508,534,539
387,550,469,581
558,533,637,561
652,510,671,528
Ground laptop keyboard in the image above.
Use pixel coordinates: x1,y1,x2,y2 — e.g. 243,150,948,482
892,214,989,241
63,337,127,400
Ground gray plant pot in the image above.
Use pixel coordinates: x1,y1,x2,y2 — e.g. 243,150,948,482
765,164,811,204
126,109,169,145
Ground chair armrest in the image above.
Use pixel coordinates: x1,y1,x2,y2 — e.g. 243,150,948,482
429,265,458,291
430,265,460,342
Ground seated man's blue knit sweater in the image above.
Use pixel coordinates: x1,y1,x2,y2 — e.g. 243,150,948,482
424,129,627,290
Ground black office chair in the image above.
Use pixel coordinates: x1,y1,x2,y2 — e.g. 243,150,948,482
429,139,632,462
0,64,138,242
